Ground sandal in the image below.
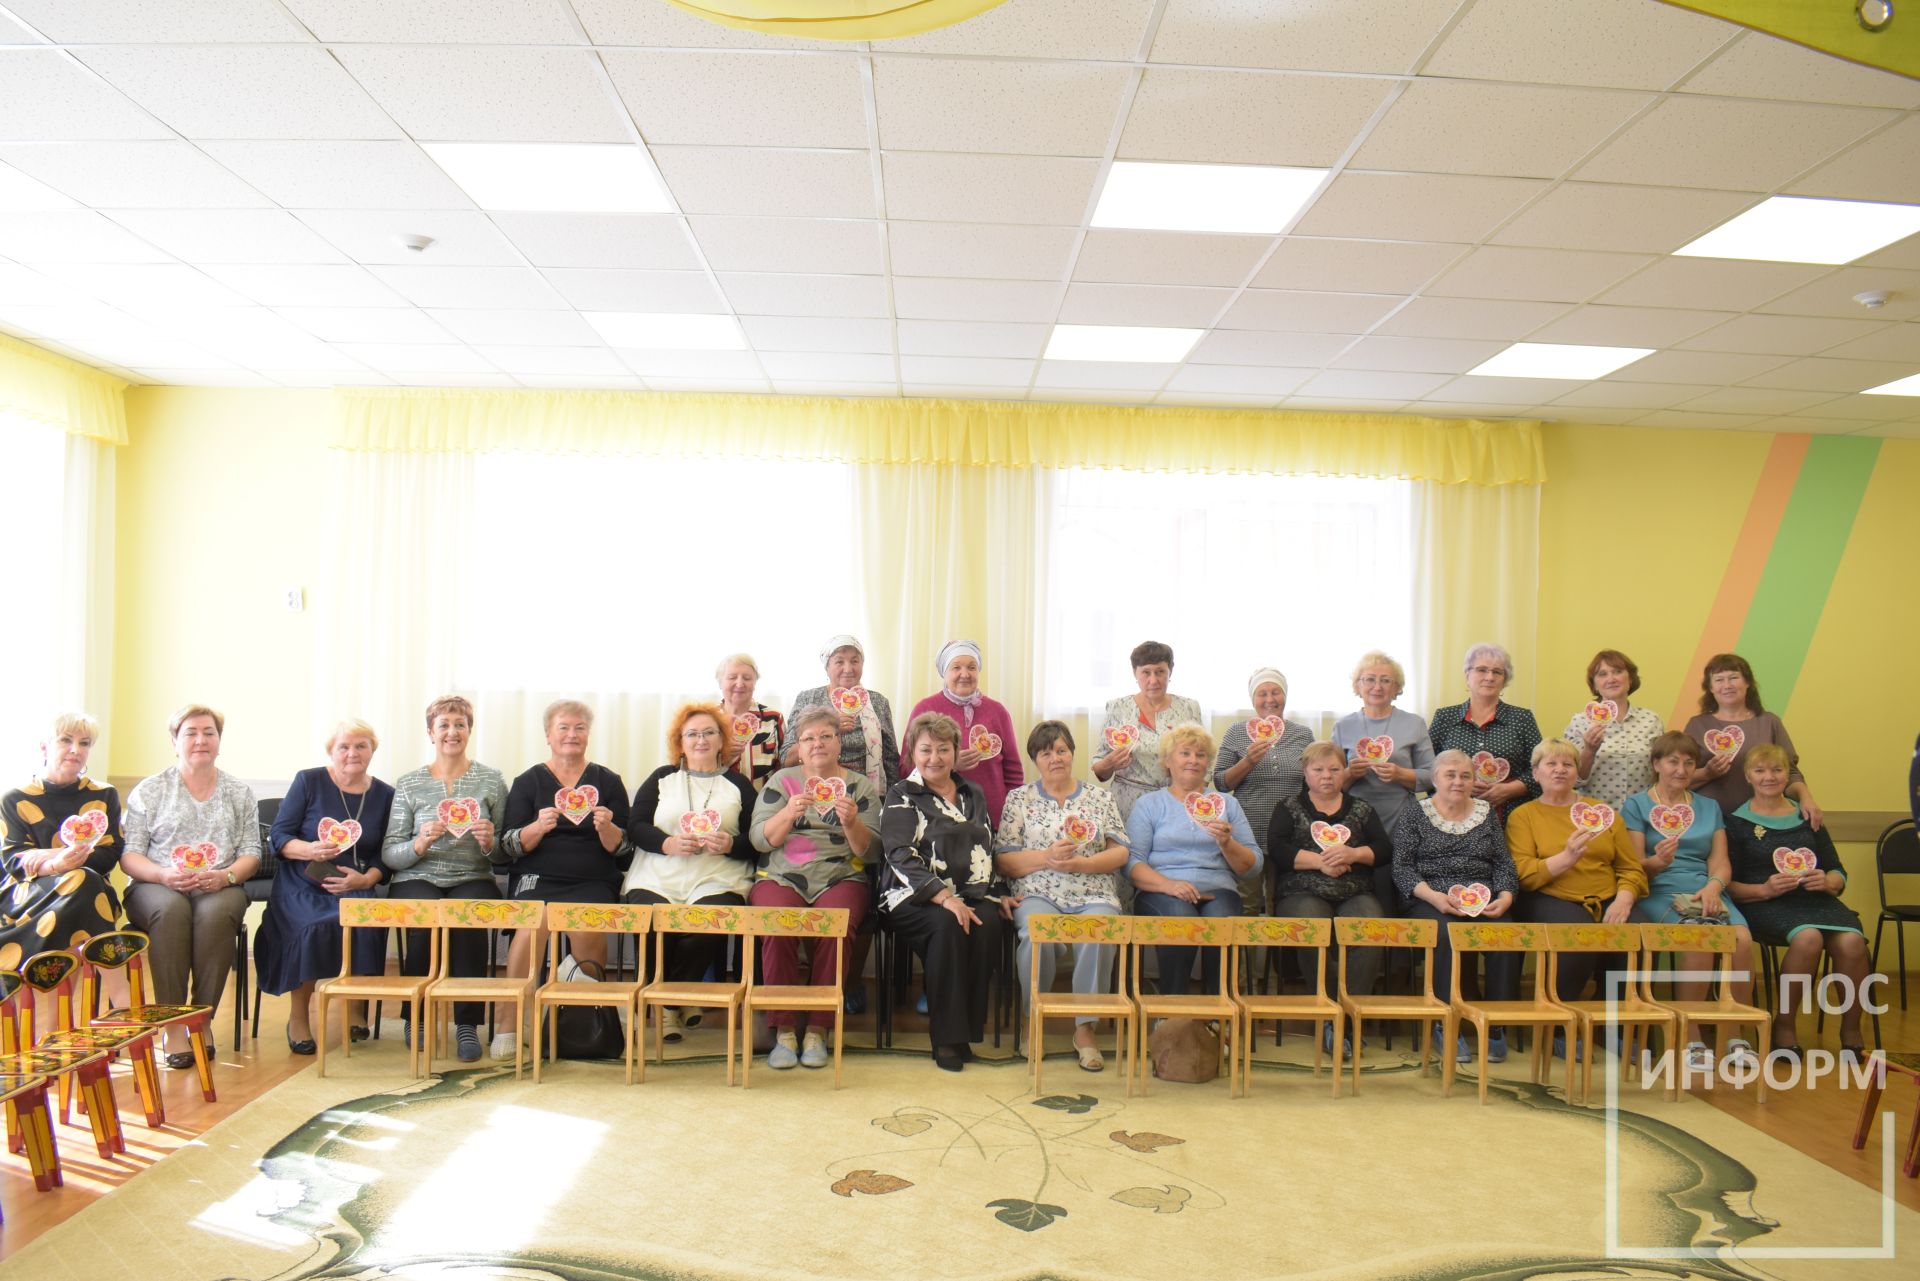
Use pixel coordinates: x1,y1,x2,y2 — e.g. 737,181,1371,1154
1074,1041,1105,1072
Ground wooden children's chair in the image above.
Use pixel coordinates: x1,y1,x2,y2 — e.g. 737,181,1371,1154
1544,922,1677,1105
534,903,651,1085
640,903,749,1085
317,898,441,1079
1851,1051,1920,1179
1638,922,1772,1101
1443,921,1577,1105
740,904,850,1089
1023,913,1133,1098
0,1071,61,1203
422,899,543,1079
20,950,166,1129
78,930,217,1103
1231,917,1344,1099
1130,915,1237,1096
0,969,121,1162
1335,918,1449,1093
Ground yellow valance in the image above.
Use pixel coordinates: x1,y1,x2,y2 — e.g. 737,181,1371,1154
660,1,1008,41
0,332,128,447
333,389,1546,485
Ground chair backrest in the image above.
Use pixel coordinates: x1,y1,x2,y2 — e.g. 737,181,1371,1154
0,971,23,1054
545,902,653,935
77,930,154,1010
438,898,542,932
1130,914,1234,1001
1446,920,1552,1003
1233,916,1331,997
1637,921,1739,1005
737,905,849,988
1333,917,1438,1000
1876,822,1920,902
1026,913,1130,1000
16,951,80,1034
653,902,749,981
252,796,281,882
338,898,439,930
1543,922,1642,1002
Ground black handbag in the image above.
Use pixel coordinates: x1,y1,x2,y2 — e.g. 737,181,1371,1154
553,960,627,1060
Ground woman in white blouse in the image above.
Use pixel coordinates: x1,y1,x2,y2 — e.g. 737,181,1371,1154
994,720,1128,1072
623,702,756,1043
1562,649,1664,810
1092,639,1204,823
120,704,261,1068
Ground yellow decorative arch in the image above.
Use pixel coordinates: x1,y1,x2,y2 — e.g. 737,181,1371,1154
660,0,1009,41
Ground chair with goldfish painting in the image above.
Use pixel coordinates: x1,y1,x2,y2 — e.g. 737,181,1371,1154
422,899,543,1079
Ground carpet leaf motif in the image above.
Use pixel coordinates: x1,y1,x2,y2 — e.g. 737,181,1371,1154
1111,1184,1191,1213
986,1198,1067,1232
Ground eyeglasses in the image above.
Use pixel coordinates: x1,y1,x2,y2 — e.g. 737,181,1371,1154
797,733,840,747
1357,676,1395,686
1468,666,1507,677
682,728,720,740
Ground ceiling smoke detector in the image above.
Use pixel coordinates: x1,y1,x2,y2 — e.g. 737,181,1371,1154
1854,290,1892,309
396,233,435,253
1857,1,1894,34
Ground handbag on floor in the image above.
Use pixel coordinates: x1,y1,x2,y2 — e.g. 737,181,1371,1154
554,960,626,1060
1148,1018,1221,1083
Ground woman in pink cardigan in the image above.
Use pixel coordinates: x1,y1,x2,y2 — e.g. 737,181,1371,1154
908,639,1024,827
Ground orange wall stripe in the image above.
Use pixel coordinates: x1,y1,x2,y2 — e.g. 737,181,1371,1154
1667,433,1810,728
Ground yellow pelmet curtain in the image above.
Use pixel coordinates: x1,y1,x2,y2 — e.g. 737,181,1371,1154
0,332,128,447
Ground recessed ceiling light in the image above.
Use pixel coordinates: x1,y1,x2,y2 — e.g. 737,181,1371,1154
1673,195,1920,265
1044,323,1203,363
421,143,672,214
586,312,744,350
1863,372,1920,396
1091,161,1328,235
1468,342,1653,380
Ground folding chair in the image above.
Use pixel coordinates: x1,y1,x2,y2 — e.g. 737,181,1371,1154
534,903,650,1084
19,950,166,1128
422,899,543,1079
1336,917,1449,1094
1130,915,1236,1095
741,904,850,1089
1232,917,1343,1098
1024,913,1133,1097
79,930,217,1104
640,903,748,1085
1544,922,1677,1105
1639,922,1771,1101
317,898,440,1078
1443,921,1576,1105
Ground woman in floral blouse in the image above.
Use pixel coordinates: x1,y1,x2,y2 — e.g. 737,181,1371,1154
994,720,1128,1072
1093,639,1205,823
1561,649,1664,809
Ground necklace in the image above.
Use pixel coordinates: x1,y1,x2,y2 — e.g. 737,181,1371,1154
331,771,369,867
684,770,719,814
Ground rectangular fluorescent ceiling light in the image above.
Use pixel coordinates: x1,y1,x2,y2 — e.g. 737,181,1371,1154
1863,372,1920,396
1091,161,1327,234
1468,342,1652,380
586,312,744,350
1674,195,1920,265
1044,323,1202,363
421,143,672,213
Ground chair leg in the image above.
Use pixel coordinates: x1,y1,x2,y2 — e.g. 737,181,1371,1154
189,1020,216,1102
1851,1069,1883,1150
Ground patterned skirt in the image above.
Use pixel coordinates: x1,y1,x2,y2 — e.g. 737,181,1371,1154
0,867,120,970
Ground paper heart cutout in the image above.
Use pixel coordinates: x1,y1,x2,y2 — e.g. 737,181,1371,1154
59,810,109,850
1103,724,1139,752
1309,821,1352,851
805,774,847,815
1246,715,1283,743
1584,699,1620,725
731,712,761,739
969,725,1003,760
1353,735,1394,764
1471,751,1511,783
1062,814,1098,847
556,785,599,825
677,808,722,837
1183,791,1226,823
172,842,219,870
830,686,869,715
1648,803,1694,840
1772,846,1818,876
437,797,481,837
1449,883,1493,917
317,817,363,849
1569,801,1615,834
1703,725,1745,757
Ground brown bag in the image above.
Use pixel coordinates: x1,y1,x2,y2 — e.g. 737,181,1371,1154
1148,1018,1221,1083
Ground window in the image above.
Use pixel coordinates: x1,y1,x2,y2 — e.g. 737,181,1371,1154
1035,468,1417,722
0,413,73,774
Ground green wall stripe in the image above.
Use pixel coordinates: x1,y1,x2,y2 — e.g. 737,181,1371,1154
1734,435,1883,707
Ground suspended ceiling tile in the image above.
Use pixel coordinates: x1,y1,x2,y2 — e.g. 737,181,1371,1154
604,51,869,149
1786,116,1920,204
1291,172,1548,244
1550,380,1721,410
276,306,454,344
1679,32,1920,110
756,351,897,382
1574,95,1894,192
1488,183,1757,255
882,151,1098,226
1219,289,1405,333
1373,296,1571,341
616,349,764,378
654,146,876,219
1163,363,1314,395
571,0,852,49
0,264,93,305
1330,335,1508,374
1527,304,1736,347
1756,267,1920,322
1294,369,1451,399
1284,395,1413,414
691,216,884,276
889,222,1077,281
335,343,501,374
1427,375,1586,404
1738,355,1920,392
1034,359,1176,390
897,354,1035,386
335,46,628,143
895,319,1048,359
105,209,347,265
491,212,703,271
1253,237,1461,294
1633,408,1773,429
880,0,1157,59
200,262,408,307
1155,391,1284,408
293,209,522,266
1056,282,1233,327
1678,312,1891,356
739,314,893,353
282,0,585,43
384,371,521,387
0,141,270,209
1118,68,1393,166
1608,348,1790,384
1594,256,1823,311
1794,392,1920,420
1675,386,1842,414
872,57,1131,157
200,141,475,209
1422,0,1736,92
891,276,1063,322
1033,387,1155,404
1427,245,1653,303
1076,229,1271,288
1818,324,1920,363
1187,329,1355,366
1351,80,1652,179
0,211,177,262
719,270,889,317
3,0,307,41
1148,0,1465,75
770,381,898,397
0,15,36,42
425,308,602,346
0,50,172,141
76,45,398,140
126,367,276,386
367,265,568,310
35,262,252,310
477,346,629,376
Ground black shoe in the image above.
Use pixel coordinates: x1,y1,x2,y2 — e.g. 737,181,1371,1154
1841,1044,1867,1070
165,1050,197,1070
349,1025,371,1042
1769,1043,1802,1067
934,1045,964,1072
287,1025,317,1056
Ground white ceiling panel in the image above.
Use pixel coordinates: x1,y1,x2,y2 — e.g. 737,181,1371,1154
1118,69,1392,166
1294,369,1452,400
1291,172,1548,244
494,212,702,270
756,351,898,382
0,211,176,262
1755,268,1920,322
1595,256,1823,311
719,271,889,318
293,210,522,267
0,50,174,140
1738,356,1919,392
1351,80,1652,179
1330,335,1508,374
691,216,884,276
1633,409,1773,429
335,46,629,143
604,51,869,150
1674,386,1840,414
1489,183,1756,254
425,308,601,346
132,368,278,386
896,320,1046,359
771,381,898,398
543,268,728,312
872,58,1131,157
282,0,584,44
1187,329,1356,366
35,263,253,311
1526,304,1735,347
278,306,452,344
1818,325,1920,363
1284,395,1414,414
654,146,876,219
1422,0,1735,92
1057,283,1234,328
368,265,568,309
75,45,398,140
106,209,347,264
739,315,891,353
1550,381,1720,410
1575,96,1893,191
1253,238,1462,295
0,142,270,209
1786,116,1920,204
570,0,853,50
1149,0,1464,75
878,0,1155,59
0,15,36,43
618,349,765,378
1678,313,1891,356
336,342,498,373
477,345,629,376
0,264,94,306
201,263,407,307
1373,296,1570,341
1793,392,1920,421
1034,360,1175,390
893,276,1062,323
262,369,395,386
200,141,475,209
644,376,772,391
1075,230,1270,288
898,355,1035,386
1427,245,1653,303
1608,348,1790,384
888,222,1077,281
1155,391,1282,408
1220,289,1406,333
882,152,1097,226
1427,375,1586,404
1163,364,1313,395
1,1,306,42
1679,32,1920,110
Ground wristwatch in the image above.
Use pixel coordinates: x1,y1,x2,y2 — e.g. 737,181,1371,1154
225,869,237,886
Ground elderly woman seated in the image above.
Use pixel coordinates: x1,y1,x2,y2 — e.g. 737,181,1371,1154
1125,723,1262,998
1390,748,1518,1065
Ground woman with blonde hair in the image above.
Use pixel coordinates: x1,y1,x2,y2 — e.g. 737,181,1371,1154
717,653,786,790
1,712,125,975
1330,650,1432,834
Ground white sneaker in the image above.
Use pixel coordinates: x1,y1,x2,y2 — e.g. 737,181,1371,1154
661,1008,684,1043
1723,1038,1758,1069
800,1031,829,1069
1684,1041,1712,1073
490,1031,517,1060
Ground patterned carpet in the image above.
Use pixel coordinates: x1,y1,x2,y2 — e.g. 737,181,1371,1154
4,1033,1915,1281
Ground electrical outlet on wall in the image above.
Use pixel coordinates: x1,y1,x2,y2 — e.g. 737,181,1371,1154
284,587,304,613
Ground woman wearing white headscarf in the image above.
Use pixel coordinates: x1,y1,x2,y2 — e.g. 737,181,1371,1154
908,639,1025,827
1212,666,1312,915
782,634,900,792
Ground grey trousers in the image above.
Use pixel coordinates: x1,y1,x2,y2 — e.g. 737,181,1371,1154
125,882,249,1010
